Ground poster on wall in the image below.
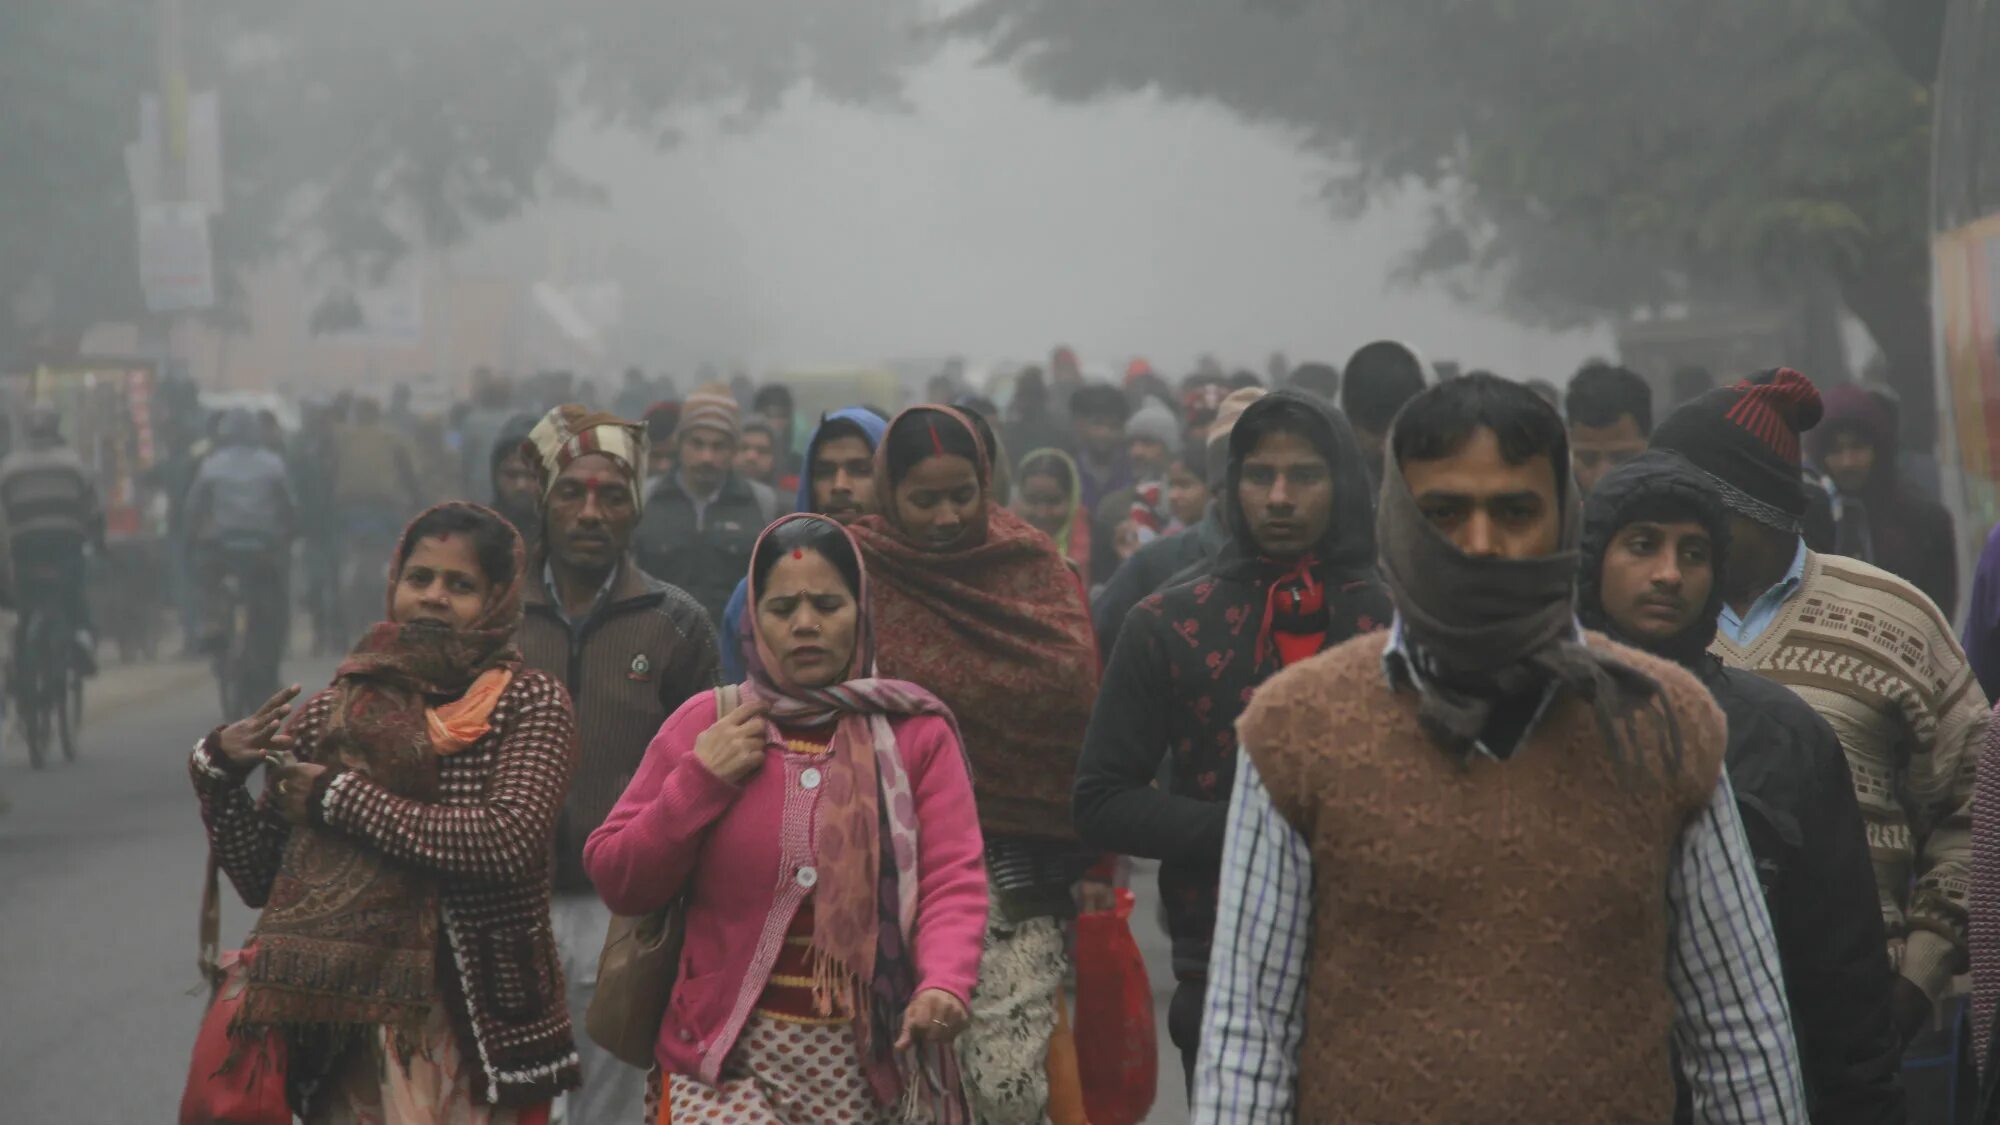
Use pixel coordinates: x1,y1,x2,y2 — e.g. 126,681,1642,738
1933,215,2000,526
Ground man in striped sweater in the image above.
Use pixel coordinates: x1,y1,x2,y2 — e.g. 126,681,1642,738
1653,367,1989,1051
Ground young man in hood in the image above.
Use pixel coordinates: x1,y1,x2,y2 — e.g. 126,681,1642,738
1581,451,1904,1123
716,406,887,680
1651,367,1988,1053
1076,391,1392,1091
1196,373,1803,1124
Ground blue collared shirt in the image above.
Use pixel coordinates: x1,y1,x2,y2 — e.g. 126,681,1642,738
1717,538,1807,646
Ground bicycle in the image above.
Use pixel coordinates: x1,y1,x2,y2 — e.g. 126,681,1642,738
208,541,282,720
13,564,82,769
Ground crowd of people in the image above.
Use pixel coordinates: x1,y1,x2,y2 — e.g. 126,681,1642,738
131,339,2000,1123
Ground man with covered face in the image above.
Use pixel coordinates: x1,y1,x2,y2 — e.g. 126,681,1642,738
1580,451,1903,1122
1195,373,1802,1124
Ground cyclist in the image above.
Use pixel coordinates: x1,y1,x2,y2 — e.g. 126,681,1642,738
185,409,294,698
0,405,103,675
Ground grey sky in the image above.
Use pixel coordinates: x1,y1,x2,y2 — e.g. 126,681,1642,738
486,44,1606,380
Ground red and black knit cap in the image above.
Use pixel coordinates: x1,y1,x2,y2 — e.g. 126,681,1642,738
1648,367,1823,533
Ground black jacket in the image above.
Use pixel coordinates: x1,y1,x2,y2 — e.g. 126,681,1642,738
1582,452,1904,1125
1076,392,1392,976
1090,503,1229,661
632,470,771,627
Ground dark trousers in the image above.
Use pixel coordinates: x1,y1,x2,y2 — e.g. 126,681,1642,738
1170,977,1207,1098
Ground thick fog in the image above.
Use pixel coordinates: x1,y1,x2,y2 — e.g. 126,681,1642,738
464,45,1605,379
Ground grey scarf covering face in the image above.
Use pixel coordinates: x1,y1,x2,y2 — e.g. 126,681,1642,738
1375,432,1677,776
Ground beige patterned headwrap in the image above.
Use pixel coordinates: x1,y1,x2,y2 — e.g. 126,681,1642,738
523,404,650,512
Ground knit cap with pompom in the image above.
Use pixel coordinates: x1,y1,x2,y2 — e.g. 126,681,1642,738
1649,367,1824,532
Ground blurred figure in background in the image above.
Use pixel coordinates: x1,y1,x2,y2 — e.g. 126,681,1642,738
330,397,422,638
1339,340,1428,489
1286,361,1340,405
0,405,103,673
735,420,782,492
1068,383,1132,511
614,366,654,420
643,400,680,483
1004,367,1068,463
636,384,778,624
1811,384,1957,614
488,413,543,558
752,383,802,489
185,409,294,704
292,403,344,655
1564,361,1653,496
1015,448,1090,577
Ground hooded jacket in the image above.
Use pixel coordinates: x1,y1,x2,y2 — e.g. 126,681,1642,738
717,407,888,681
1075,391,1391,975
1580,453,1903,1125
1810,385,1957,614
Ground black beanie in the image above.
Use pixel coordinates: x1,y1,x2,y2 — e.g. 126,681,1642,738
1648,367,1823,532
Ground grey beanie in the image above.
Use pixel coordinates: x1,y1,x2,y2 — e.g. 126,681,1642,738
1127,397,1180,449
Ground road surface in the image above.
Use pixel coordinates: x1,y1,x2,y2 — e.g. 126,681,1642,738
0,654,1193,1124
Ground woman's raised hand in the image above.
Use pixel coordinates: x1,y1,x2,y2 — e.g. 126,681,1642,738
215,684,303,771
896,989,971,1050
692,698,769,785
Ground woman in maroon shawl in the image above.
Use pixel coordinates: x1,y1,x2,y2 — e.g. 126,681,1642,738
848,406,1100,1124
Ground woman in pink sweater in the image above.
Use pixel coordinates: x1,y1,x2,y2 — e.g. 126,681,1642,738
585,513,988,1124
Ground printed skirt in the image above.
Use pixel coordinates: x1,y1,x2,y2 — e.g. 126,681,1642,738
648,1014,893,1125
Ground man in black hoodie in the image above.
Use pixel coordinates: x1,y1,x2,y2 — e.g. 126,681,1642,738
1579,451,1904,1125
1075,390,1393,1089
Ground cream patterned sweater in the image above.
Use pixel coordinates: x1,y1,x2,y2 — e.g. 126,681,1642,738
1712,550,1988,1002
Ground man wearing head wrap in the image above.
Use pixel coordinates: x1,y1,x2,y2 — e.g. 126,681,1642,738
1089,387,1263,660
633,382,779,625
1580,452,1903,1122
1197,374,1803,1124
1076,391,1391,1091
1652,367,1990,1055
514,404,720,1125
715,406,888,680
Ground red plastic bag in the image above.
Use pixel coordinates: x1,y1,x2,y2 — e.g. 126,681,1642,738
1072,889,1158,1125
179,946,290,1125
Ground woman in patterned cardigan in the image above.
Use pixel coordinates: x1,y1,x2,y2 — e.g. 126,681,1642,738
189,502,580,1124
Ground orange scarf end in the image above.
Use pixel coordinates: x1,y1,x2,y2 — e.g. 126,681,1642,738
426,668,514,754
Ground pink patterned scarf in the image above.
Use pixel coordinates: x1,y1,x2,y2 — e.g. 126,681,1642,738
737,513,970,1122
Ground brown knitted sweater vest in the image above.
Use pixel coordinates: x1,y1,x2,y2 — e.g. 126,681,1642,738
1239,630,1727,1123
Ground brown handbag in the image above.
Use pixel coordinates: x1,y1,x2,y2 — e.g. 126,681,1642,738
582,684,733,1068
